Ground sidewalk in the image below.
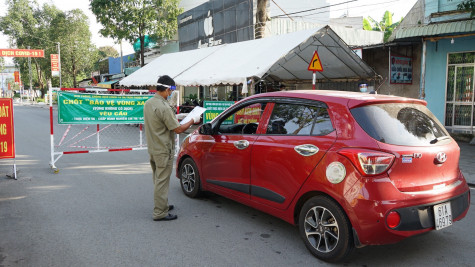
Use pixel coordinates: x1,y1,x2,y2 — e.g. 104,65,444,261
459,141,475,185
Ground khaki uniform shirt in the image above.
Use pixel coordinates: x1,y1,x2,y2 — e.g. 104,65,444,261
143,94,180,155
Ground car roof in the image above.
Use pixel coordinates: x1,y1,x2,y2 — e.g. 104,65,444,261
246,90,427,108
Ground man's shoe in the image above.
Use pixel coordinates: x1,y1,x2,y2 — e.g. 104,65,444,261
168,205,174,211
153,214,177,221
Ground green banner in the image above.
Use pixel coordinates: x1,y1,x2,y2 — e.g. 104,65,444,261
58,92,153,124
203,101,234,124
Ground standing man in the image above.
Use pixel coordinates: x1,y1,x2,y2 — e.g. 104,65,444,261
144,75,200,221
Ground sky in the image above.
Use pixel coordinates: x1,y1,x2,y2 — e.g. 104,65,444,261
1,0,418,64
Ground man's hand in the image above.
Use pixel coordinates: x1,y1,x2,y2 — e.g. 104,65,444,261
174,115,199,134
192,115,201,123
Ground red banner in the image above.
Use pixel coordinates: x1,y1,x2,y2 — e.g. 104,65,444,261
0,98,15,159
0,48,45,58
51,54,60,76
14,71,20,83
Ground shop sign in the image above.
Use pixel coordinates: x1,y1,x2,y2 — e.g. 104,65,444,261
177,0,253,51
57,92,153,124
390,54,412,84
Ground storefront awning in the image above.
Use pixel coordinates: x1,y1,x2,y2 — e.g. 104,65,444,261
389,20,475,41
119,26,378,87
97,79,120,89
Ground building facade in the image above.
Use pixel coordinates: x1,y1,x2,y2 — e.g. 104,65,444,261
389,0,474,134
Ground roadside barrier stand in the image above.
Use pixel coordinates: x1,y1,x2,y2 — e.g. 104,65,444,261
0,98,17,179
48,87,156,172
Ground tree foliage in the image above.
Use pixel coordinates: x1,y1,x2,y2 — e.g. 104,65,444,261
0,57,4,72
458,0,475,17
90,0,182,67
363,11,402,42
0,0,42,93
0,0,99,93
98,46,119,60
51,9,99,88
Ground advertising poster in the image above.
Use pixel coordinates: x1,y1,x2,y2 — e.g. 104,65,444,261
57,92,153,124
390,54,413,84
0,98,15,159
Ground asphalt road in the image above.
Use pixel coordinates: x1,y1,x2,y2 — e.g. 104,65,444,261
1,104,474,267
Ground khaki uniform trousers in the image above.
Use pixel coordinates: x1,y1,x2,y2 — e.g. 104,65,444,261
150,153,174,220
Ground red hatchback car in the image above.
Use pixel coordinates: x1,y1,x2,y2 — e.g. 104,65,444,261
175,90,470,262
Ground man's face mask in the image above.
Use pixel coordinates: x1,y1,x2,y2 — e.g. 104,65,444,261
167,90,174,100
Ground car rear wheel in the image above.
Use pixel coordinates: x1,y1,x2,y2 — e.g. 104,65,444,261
179,158,202,198
299,196,354,262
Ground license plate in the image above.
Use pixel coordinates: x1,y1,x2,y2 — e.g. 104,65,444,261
434,202,453,230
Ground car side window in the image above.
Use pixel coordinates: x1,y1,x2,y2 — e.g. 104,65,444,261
217,103,266,134
266,103,333,136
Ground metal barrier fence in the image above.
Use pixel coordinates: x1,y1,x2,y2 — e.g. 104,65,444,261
48,87,154,172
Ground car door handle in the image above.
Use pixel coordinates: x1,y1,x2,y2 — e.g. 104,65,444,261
294,144,319,156
234,140,250,150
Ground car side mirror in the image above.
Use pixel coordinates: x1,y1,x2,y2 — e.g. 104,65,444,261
199,123,213,135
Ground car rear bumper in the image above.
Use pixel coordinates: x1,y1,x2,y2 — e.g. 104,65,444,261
346,176,470,245
390,190,469,231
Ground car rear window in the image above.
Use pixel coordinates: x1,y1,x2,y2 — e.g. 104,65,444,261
267,103,333,136
350,103,450,146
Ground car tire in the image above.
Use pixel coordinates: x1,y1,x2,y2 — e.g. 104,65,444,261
298,196,354,262
179,158,202,198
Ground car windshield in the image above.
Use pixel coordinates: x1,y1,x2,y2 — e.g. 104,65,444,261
351,103,449,146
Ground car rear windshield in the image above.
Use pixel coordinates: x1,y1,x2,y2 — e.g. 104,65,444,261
350,103,450,146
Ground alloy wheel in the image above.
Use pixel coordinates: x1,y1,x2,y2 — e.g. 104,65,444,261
304,206,339,253
181,163,196,193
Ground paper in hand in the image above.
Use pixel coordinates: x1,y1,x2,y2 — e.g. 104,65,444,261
179,106,207,125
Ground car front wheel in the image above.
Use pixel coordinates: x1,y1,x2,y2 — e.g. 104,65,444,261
179,158,202,198
299,196,354,262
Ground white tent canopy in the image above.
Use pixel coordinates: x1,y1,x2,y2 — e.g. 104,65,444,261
119,26,378,87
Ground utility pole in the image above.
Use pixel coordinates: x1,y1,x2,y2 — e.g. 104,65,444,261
28,46,33,101
120,40,124,74
57,42,62,89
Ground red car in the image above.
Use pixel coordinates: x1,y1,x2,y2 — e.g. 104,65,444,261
175,90,470,262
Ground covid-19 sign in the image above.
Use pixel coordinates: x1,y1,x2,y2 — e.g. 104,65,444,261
0,98,15,159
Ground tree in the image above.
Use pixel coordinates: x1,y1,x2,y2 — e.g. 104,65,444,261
51,9,99,88
98,46,119,60
91,0,182,67
0,0,41,95
458,0,475,17
363,11,402,42
1,0,99,93
255,0,270,39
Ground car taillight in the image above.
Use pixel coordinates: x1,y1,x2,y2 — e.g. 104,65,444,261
338,149,395,176
386,211,401,229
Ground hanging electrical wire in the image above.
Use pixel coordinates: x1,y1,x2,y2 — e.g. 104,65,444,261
271,0,293,21
271,0,358,18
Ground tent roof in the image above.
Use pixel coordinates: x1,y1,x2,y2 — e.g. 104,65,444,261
119,26,378,87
